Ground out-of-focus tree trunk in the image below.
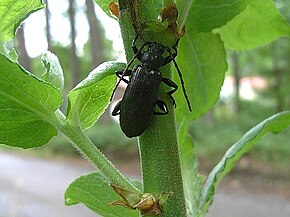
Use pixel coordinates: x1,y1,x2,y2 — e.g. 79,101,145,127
68,0,80,87
271,44,283,112
287,42,290,108
272,67,283,112
44,0,52,51
85,0,104,69
232,52,241,113
16,24,32,72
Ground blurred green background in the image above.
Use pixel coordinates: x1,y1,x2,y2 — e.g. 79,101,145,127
6,0,290,182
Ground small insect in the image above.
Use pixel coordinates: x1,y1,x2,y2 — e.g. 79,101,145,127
111,35,191,138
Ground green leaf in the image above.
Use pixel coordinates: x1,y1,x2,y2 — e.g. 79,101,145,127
0,54,62,148
138,0,161,24
176,0,250,33
0,40,18,62
66,61,125,130
41,51,64,90
94,0,114,18
178,120,204,217
174,32,227,122
65,172,139,217
217,0,290,50
198,111,290,216
0,0,44,42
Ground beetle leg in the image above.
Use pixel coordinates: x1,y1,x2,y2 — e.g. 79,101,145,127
162,78,178,108
154,100,168,115
110,35,146,101
116,70,132,84
162,39,180,66
162,54,176,66
111,101,122,116
132,34,154,61
162,45,178,66
116,69,132,76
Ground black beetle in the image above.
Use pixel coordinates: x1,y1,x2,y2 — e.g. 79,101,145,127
111,35,191,138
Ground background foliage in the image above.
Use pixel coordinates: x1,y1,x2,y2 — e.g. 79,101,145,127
0,0,290,216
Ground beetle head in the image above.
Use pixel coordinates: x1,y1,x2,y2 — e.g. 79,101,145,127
147,42,165,54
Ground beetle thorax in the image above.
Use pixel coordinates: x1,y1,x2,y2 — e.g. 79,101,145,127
141,43,165,69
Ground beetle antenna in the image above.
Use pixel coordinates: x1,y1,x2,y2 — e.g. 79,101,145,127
171,58,192,111
165,40,192,111
110,35,146,101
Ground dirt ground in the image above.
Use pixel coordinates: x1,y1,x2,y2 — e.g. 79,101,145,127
0,150,289,217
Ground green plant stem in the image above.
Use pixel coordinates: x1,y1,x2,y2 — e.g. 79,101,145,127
118,1,187,216
138,66,187,217
53,110,140,194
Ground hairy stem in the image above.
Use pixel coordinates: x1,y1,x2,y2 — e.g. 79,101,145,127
54,110,140,193
138,81,187,217
118,1,187,216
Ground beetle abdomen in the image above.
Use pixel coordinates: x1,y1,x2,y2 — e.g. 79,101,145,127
120,65,162,137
